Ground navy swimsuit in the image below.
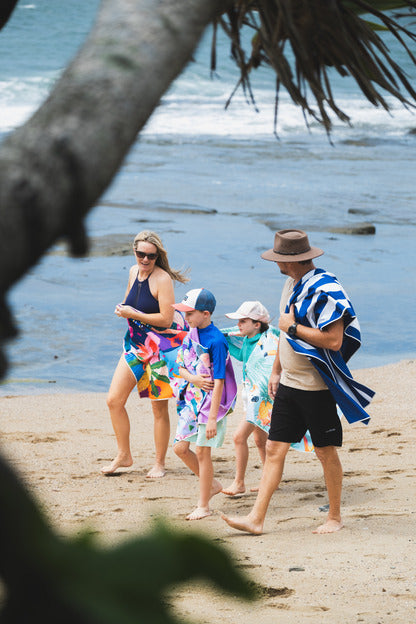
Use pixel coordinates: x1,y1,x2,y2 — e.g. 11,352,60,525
124,274,160,342
124,274,160,314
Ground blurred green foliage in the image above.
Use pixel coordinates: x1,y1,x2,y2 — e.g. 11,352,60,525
0,453,256,623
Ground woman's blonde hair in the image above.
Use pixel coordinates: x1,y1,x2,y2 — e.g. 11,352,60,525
133,230,189,284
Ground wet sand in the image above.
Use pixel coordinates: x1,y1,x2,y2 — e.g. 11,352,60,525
1,360,415,623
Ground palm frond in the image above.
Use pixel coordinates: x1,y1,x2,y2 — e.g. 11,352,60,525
215,0,416,133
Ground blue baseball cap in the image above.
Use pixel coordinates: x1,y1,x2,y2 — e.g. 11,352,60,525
173,288,216,314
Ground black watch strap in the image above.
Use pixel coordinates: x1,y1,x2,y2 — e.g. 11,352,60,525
288,322,298,337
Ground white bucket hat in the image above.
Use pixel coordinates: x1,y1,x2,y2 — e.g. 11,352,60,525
225,301,270,323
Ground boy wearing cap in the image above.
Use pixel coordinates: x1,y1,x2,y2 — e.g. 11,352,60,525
172,288,237,520
221,301,281,496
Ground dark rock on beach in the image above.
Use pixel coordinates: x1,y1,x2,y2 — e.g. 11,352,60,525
328,222,376,235
50,234,133,257
348,208,375,216
255,217,376,237
101,199,217,215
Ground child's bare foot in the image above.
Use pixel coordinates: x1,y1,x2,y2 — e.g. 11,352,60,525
222,480,246,497
221,513,264,535
313,518,344,534
210,479,223,499
186,506,212,521
145,463,166,478
101,453,133,475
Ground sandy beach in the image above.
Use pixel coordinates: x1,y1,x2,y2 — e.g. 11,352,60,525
1,359,415,623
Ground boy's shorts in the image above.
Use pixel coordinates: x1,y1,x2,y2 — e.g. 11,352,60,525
186,417,227,448
269,384,342,448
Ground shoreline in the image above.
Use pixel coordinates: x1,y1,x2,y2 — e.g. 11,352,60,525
1,359,415,622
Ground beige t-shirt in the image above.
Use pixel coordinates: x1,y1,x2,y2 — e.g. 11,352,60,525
279,277,328,391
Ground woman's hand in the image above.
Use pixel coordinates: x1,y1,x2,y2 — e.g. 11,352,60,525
192,374,214,392
114,303,139,319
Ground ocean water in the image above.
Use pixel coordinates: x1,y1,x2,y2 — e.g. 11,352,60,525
1,2,415,395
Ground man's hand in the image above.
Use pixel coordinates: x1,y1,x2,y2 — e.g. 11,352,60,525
192,374,214,392
268,371,281,400
278,303,296,334
206,417,217,440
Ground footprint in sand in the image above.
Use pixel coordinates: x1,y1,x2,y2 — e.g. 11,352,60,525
262,586,295,599
344,470,369,477
30,436,59,443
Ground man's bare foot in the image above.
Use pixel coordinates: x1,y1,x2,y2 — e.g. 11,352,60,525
221,513,263,535
211,479,223,499
145,464,166,478
222,480,246,497
101,454,133,475
186,506,212,521
313,518,344,534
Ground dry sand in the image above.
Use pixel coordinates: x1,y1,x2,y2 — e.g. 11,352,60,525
1,360,416,623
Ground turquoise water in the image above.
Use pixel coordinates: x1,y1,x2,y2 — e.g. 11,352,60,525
1,2,415,394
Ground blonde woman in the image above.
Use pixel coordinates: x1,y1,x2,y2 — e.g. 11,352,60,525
102,231,188,478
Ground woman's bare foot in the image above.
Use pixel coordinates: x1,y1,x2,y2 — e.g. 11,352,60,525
221,513,263,535
211,479,223,499
222,480,246,497
313,518,344,534
145,463,166,478
101,454,133,475
186,506,212,521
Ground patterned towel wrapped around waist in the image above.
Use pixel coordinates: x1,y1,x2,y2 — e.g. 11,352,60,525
286,268,375,425
123,310,188,400
223,326,314,452
222,326,279,432
175,328,237,442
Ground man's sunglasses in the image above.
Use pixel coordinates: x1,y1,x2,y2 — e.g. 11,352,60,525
135,250,158,261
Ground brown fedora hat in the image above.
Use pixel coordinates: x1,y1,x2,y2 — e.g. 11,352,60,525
261,229,324,262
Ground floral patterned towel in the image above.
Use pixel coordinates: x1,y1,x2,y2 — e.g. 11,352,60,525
223,326,314,453
174,328,237,442
123,311,188,400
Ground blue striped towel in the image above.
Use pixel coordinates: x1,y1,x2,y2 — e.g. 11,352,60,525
286,269,374,425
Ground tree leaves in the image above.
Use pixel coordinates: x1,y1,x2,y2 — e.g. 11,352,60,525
216,0,416,133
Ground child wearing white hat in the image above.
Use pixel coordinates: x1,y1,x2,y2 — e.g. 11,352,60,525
221,301,280,496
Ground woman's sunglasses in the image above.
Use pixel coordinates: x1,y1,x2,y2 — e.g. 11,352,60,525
135,250,158,261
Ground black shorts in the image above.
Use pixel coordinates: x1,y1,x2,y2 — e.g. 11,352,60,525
269,384,342,448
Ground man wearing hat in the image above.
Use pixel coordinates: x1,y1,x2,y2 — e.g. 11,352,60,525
222,229,374,535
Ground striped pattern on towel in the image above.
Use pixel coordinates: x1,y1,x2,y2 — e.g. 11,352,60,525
286,268,375,425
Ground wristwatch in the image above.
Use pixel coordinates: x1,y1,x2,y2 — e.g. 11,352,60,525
287,322,298,337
